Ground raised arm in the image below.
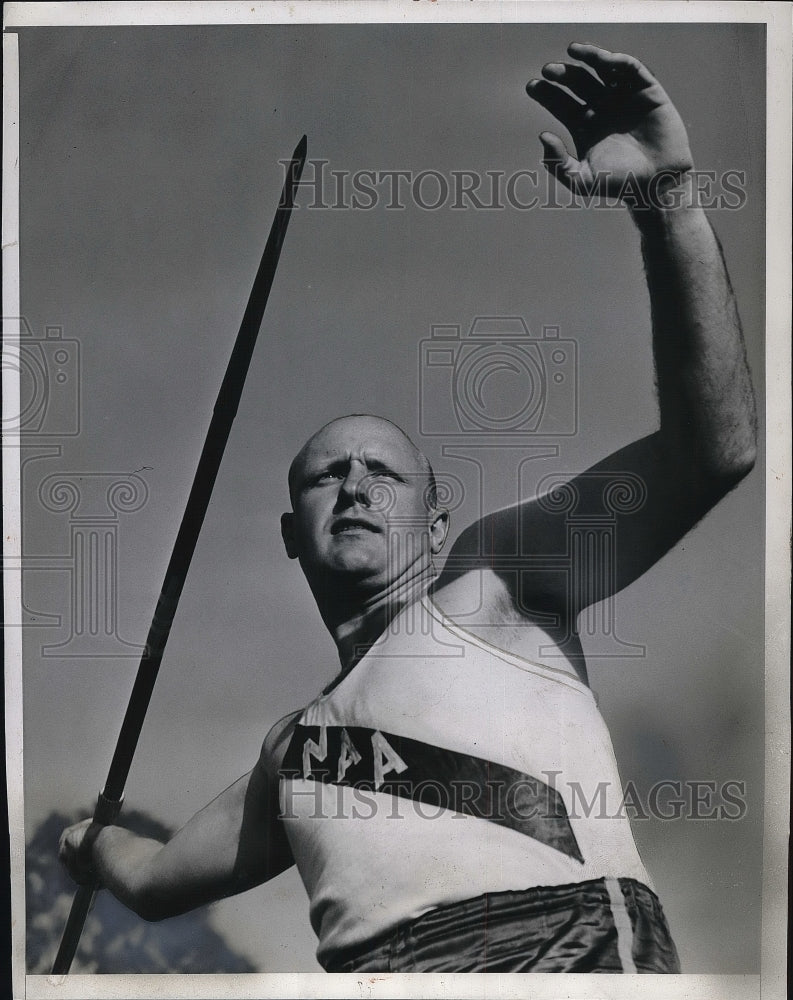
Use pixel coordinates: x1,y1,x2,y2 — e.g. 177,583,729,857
528,43,756,472
438,44,756,620
58,715,297,921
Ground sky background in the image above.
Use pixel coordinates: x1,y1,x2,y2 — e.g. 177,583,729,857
14,18,766,974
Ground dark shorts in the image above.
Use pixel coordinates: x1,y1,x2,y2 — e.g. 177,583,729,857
322,877,681,973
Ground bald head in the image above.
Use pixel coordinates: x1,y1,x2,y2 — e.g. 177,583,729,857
288,414,436,508
281,413,449,594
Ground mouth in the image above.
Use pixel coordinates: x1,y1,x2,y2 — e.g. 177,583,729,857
331,517,381,535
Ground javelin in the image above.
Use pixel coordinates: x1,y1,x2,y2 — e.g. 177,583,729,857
51,134,308,975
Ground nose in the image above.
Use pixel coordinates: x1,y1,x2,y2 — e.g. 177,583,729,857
337,462,371,508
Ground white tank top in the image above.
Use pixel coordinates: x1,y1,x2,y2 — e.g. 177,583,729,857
279,596,652,964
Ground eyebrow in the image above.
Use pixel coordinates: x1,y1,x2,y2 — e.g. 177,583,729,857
300,453,410,482
365,456,406,475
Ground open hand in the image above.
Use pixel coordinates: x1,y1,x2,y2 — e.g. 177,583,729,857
526,43,693,201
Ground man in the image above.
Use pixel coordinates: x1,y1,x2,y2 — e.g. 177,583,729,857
59,43,756,973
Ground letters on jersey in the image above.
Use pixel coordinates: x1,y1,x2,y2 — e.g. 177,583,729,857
280,724,584,863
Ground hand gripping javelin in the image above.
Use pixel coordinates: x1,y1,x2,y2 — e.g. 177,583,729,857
51,135,308,976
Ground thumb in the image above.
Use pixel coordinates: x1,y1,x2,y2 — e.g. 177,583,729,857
539,131,591,194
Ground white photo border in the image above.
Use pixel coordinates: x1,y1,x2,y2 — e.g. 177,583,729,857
3,3,790,999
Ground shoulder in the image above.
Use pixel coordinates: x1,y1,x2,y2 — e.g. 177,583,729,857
258,708,303,777
431,569,588,685
436,497,569,612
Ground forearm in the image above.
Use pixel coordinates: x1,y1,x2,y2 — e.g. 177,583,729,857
89,771,265,921
91,826,170,921
632,177,757,479
91,822,233,921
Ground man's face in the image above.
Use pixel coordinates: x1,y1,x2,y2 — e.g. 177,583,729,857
282,416,446,590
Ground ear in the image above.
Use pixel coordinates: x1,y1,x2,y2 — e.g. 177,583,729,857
428,507,450,555
280,512,299,559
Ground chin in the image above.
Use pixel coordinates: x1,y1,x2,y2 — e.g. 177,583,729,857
334,560,386,582
310,550,381,579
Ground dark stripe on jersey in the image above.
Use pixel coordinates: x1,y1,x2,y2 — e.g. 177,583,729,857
280,724,583,863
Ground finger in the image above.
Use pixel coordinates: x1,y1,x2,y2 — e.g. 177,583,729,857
538,132,592,194
526,78,586,134
541,61,609,108
567,42,656,89
59,830,77,862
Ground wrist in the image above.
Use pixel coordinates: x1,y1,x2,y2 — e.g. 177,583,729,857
629,171,707,236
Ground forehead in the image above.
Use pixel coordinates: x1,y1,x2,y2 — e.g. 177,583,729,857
297,417,422,469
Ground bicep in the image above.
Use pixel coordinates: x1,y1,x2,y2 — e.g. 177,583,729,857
144,760,292,917
439,432,740,618
553,433,725,611
234,755,294,890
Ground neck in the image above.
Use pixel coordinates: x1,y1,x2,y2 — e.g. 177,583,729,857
321,563,436,673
